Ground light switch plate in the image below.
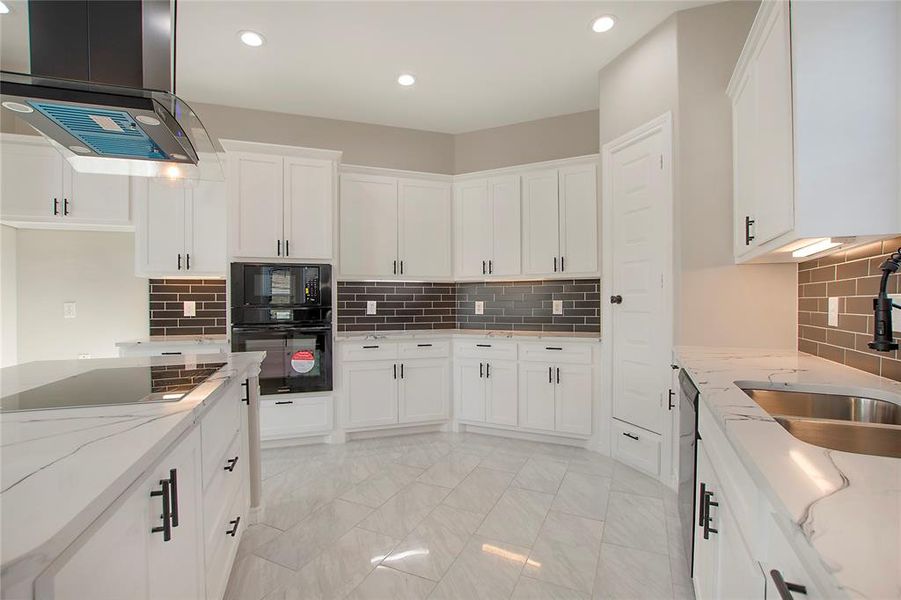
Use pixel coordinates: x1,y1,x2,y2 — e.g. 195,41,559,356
366,301,377,315
827,297,839,327
183,301,196,317
63,301,76,319
553,300,564,315
475,301,484,315
891,294,901,333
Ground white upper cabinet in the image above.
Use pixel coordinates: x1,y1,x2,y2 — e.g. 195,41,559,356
728,1,900,262
229,152,285,259
453,175,521,278
522,169,561,276
339,170,452,280
186,180,227,276
284,156,334,260
489,176,522,277
0,135,131,229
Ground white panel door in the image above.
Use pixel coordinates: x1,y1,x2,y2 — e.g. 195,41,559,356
345,361,398,427
488,175,521,276
398,178,452,278
554,364,592,435
609,124,668,435
0,140,63,220
284,157,334,260
454,179,491,277
230,153,284,258
64,167,131,226
456,359,486,422
185,181,226,276
485,360,517,426
340,174,398,277
558,163,598,274
518,363,556,431
136,179,186,275
521,169,560,275
399,359,449,423
752,1,794,245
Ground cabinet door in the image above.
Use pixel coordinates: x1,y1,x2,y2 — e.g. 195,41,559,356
456,359,486,422
454,179,491,277
185,180,226,276
716,498,764,600
135,179,186,276
399,359,449,423
64,167,131,226
518,363,556,431
340,174,398,277
230,153,284,258
284,156,334,260
752,1,794,245
554,364,592,435
147,428,205,600
344,360,398,427
693,441,719,600
488,175,521,277
398,178,452,278
486,360,517,426
732,67,758,256
521,169,560,275
558,163,598,274
0,139,64,220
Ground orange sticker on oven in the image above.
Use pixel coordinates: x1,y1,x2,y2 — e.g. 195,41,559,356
291,350,316,373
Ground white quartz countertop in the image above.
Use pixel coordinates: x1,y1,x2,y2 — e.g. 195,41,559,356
0,352,264,593
115,334,229,347
674,347,901,599
336,328,601,342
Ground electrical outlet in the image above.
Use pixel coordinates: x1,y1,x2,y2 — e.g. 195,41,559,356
891,294,901,333
475,301,484,315
63,301,76,319
77,353,91,359
553,300,564,315
366,301,377,315
827,297,839,327
183,301,196,317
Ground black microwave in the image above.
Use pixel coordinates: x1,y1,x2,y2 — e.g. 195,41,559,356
230,263,332,326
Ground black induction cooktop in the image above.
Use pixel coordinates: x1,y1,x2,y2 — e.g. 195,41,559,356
0,362,227,413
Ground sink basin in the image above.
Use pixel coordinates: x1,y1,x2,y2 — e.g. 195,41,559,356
739,385,901,458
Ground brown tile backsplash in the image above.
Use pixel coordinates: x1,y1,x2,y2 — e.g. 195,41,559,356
797,236,901,381
149,279,227,336
337,279,601,334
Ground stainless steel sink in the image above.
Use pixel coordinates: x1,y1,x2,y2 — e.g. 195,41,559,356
739,386,901,458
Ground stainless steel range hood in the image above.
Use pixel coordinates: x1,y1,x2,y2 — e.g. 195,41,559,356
0,0,221,181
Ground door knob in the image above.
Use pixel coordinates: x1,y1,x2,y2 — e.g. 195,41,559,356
610,295,623,304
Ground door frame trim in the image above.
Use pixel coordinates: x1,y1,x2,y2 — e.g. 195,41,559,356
599,112,675,487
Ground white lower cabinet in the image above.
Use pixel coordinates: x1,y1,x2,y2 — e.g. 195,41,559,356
344,360,399,427
519,363,556,431
518,362,592,435
455,358,519,427
399,359,450,424
260,396,334,441
456,359,487,422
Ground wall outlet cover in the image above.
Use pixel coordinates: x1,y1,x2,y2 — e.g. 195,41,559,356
63,301,76,319
827,297,839,327
366,300,377,315
183,301,196,317
474,301,484,315
77,353,91,359
552,300,564,315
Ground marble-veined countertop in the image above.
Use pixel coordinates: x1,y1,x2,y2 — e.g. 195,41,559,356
675,346,901,599
0,352,264,596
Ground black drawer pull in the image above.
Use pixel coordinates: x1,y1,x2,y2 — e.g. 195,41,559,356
168,468,179,528
417,343,433,347
224,456,239,472
226,516,241,537
275,400,294,405
703,491,718,539
698,482,707,526
770,570,807,599
241,379,249,405
623,432,639,441
150,479,172,541
545,346,563,351
476,344,492,348
161,351,182,355
363,345,379,349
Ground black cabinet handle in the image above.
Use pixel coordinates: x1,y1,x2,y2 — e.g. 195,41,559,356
277,239,282,256
556,367,560,384
150,479,172,541
482,260,486,275
560,256,565,272
63,198,70,216
476,343,492,348
548,366,552,383
554,256,558,272
703,490,718,539
480,362,484,378
394,364,397,379
545,346,562,351
285,240,289,256
400,260,404,274
177,253,182,270
745,216,755,245
486,363,490,378
610,295,622,304
241,379,249,405
168,468,179,527
161,351,182,355
770,570,807,599
186,253,191,270
417,343,432,347
363,345,380,349
488,260,493,274
668,389,675,410
225,456,239,472
226,516,241,537
698,482,707,526
400,363,404,379
275,400,293,405
393,260,397,274
623,432,639,441
52,198,59,215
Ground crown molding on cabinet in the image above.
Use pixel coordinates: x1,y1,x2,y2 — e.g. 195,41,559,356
453,153,600,181
340,163,455,183
219,138,343,162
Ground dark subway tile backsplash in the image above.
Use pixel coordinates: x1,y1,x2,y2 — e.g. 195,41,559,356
337,279,600,334
149,279,227,336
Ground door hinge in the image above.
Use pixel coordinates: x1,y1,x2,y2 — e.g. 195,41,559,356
659,155,664,170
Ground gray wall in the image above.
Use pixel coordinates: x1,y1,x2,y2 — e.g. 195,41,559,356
454,110,599,174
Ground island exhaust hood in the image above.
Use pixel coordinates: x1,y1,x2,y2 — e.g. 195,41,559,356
0,0,221,181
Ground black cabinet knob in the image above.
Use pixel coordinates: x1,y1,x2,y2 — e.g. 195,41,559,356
610,295,623,304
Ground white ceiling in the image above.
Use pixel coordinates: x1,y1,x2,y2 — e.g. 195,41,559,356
1,1,710,134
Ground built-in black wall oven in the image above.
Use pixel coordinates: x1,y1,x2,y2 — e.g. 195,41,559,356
231,263,332,395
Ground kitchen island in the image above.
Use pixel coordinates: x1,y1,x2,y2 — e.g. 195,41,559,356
0,352,264,600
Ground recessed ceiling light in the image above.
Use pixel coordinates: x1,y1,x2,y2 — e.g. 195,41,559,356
0,2,10,15
397,73,416,87
239,30,265,47
591,15,616,33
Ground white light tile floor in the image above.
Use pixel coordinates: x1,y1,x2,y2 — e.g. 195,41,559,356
225,432,695,600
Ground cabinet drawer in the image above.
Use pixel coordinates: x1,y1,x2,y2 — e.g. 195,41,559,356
341,342,398,362
203,432,243,559
398,340,449,358
611,419,660,477
454,340,517,360
201,384,241,488
205,482,246,600
518,342,592,364
260,396,333,440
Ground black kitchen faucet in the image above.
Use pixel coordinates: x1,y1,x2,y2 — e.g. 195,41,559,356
869,247,901,352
